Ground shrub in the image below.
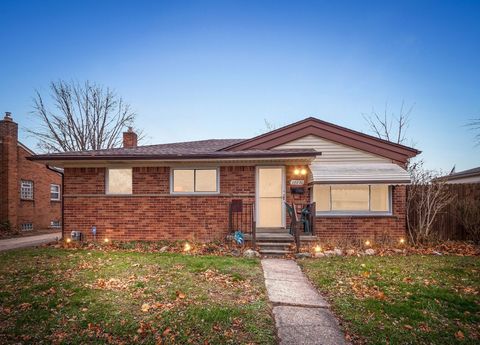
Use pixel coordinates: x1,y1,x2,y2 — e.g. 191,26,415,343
0,220,11,233
456,199,480,244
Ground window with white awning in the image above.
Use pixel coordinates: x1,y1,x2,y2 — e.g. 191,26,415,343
309,163,410,215
309,163,411,184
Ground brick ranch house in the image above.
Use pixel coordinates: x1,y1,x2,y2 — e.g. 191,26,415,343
0,112,62,233
30,117,420,246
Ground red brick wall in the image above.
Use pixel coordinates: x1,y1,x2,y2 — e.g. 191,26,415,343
16,146,62,230
64,166,255,241
64,167,105,194
63,164,407,242
0,116,62,231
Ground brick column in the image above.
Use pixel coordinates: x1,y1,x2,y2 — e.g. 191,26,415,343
0,112,19,229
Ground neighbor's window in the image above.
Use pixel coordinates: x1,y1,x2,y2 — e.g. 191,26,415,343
50,220,61,228
50,184,61,201
172,168,219,193
20,180,34,200
312,184,391,214
21,223,33,231
106,168,132,194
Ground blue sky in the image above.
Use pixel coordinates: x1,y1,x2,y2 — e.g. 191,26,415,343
0,0,479,171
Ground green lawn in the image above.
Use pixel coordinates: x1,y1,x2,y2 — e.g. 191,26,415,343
0,248,275,344
300,255,480,345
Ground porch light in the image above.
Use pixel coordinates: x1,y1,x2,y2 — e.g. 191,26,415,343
300,168,307,175
294,168,300,175
314,245,322,253
184,242,191,252
364,240,371,246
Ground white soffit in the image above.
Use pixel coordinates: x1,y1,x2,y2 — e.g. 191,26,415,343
310,163,411,184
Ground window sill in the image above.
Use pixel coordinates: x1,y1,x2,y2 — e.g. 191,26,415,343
105,193,133,196
316,213,395,218
20,198,34,202
50,199,61,202
170,191,220,196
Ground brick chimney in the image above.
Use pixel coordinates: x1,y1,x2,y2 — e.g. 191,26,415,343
0,112,19,228
123,127,137,148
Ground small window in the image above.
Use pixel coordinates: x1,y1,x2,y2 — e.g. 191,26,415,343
20,180,34,200
50,220,61,228
50,184,61,201
172,168,219,194
106,168,132,194
312,184,391,214
21,223,33,231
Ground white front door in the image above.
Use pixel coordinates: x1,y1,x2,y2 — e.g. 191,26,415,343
256,166,285,228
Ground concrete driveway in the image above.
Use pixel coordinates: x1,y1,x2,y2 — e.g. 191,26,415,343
0,232,61,251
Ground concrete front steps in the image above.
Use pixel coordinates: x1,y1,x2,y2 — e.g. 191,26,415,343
248,228,318,257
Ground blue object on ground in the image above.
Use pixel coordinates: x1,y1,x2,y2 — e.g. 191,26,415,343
234,230,244,245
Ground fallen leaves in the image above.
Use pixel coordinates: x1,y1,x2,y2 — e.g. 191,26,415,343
141,303,150,312
455,330,465,340
18,302,31,311
86,278,129,290
0,248,275,344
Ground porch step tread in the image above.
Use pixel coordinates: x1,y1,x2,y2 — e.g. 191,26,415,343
257,242,292,246
259,249,292,254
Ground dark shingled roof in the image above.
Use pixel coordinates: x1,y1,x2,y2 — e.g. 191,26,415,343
29,139,318,161
442,166,480,180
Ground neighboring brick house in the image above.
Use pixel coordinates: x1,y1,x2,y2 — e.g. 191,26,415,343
30,117,420,245
0,112,62,232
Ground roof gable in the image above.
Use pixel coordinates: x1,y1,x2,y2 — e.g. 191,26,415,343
274,134,390,163
223,117,420,164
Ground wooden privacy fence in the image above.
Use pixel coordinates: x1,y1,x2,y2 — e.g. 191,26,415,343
407,183,480,240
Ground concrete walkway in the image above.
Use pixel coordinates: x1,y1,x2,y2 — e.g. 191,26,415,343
0,232,61,252
262,259,347,345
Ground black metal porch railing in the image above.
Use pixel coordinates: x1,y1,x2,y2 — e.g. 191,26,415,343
228,200,256,248
286,202,316,252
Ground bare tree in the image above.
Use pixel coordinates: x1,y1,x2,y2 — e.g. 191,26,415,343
467,117,480,146
406,161,455,244
362,101,414,145
29,80,141,152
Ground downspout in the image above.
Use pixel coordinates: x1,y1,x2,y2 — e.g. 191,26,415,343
46,165,64,240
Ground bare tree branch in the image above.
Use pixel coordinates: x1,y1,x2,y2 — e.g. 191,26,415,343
28,80,143,152
467,117,480,146
406,160,455,244
362,101,415,145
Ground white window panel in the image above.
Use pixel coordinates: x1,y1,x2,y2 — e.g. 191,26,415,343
370,185,390,212
312,185,330,211
331,185,369,211
173,169,195,192
107,168,132,194
171,169,219,194
312,184,391,214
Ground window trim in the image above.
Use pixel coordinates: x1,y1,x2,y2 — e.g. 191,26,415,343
20,180,34,200
50,184,61,201
170,167,220,195
50,220,61,228
312,184,393,216
105,168,133,195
